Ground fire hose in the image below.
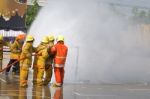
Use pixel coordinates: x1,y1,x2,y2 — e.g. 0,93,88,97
0,54,38,73
0,59,21,72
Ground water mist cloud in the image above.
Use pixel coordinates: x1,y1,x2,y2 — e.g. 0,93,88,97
29,0,150,84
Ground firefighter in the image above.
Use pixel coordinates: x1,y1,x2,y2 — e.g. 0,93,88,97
51,35,68,87
5,34,25,75
43,35,55,86
32,36,47,85
20,35,34,87
0,35,10,71
33,36,49,86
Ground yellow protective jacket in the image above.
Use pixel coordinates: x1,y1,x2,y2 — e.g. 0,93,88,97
33,43,44,68
10,40,22,59
45,42,54,68
34,43,49,69
20,42,34,67
0,41,10,59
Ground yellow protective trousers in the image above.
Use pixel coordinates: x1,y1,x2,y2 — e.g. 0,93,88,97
44,65,53,85
36,58,46,86
36,66,45,86
20,64,29,87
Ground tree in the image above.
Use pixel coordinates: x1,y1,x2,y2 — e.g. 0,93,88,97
26,0,40,30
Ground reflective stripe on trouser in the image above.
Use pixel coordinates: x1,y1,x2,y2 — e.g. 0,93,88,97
33,67,38,84
44,65,53,85
54,67,64,85
56,56,66,59
36,67,45,86
20,65,29,86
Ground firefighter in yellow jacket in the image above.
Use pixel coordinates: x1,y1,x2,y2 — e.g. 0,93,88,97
43,35,55,85
5,34,25,75
32,37,48,85
0,35,10,71
36,36,49,86
33,36,49,86
20,35,34,87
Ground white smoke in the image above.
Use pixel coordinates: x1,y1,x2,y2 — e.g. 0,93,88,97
29,0,150,84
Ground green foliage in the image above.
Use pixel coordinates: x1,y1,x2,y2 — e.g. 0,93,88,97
26,0,40,30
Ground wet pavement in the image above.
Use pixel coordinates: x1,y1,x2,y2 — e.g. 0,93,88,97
1,74,150,99
1,52,150,99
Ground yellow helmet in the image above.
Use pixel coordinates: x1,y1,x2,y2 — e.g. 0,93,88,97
41,36,49,43
0,35,3,40
57,35,64,42
26,35,34,42
48,35,55,41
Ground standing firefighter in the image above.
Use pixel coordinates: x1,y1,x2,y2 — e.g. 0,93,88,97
43,35,55,86
33,36,49,86
20,35,34,87
51,35,68,87
0,35,10,71
5,34,25,75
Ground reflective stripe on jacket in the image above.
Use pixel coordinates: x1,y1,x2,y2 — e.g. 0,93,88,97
54,64,64,68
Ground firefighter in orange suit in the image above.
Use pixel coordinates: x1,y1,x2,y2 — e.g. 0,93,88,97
43,35,55,86
51,35,68,87
20,35,34,87
34,36,49,86
0,35,10,71
5,34,25,75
